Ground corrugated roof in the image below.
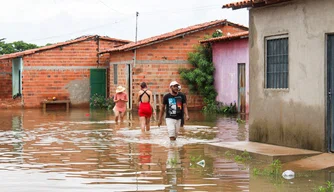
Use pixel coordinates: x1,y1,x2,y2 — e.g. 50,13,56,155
223,0,292,10
200,31,249,43
0,35,132,60
100,19,248,54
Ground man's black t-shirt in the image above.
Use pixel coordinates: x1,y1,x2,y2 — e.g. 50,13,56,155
163,92,187,119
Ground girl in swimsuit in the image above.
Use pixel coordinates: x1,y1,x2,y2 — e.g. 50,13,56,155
113,85,128,123
138,82,155,131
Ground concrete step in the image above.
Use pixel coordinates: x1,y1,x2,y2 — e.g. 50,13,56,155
282,153,334,171
205,141,321,163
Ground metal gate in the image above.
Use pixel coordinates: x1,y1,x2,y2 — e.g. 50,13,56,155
90,68,106,98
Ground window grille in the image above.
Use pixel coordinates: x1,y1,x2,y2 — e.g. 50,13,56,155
113,64,118,84
266,37,288,89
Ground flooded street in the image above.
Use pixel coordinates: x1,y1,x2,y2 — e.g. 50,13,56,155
0,109,333,191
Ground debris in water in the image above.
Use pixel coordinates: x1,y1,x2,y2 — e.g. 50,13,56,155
197,160,205,168
282,170,295,180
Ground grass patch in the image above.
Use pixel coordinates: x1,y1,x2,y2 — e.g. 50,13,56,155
252,159,282,178
314,181,334,192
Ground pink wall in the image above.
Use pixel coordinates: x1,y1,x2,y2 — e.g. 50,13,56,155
212,38,249,113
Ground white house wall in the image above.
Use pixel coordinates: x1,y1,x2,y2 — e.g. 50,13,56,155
249,0,334,151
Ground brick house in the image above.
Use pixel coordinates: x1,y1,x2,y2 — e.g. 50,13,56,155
100,19,248,110
0,35,131,108
201,31,249,114
224,0,334,152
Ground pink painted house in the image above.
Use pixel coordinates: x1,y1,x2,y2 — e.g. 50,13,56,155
201,31,249,113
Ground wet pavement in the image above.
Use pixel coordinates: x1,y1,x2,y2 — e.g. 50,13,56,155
0,109,333,191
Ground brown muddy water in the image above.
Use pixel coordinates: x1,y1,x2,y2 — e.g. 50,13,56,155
0,109,333,192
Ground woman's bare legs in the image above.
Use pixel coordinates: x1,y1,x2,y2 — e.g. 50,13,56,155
140,116,146,131
145,117,151,131
120,111,127,123
114,110,120,124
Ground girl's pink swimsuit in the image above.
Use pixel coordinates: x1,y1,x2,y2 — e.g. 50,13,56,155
114,92,128,112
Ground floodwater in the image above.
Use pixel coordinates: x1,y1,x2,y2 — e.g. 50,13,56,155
0,109,333,192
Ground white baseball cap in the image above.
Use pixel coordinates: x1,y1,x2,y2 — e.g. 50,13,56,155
169,81,179,87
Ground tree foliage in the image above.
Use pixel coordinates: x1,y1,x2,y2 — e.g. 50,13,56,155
179,44,216,104
0,40,39,55
178,29,223,112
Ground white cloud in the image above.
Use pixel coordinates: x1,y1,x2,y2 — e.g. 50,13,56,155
0,0,248,46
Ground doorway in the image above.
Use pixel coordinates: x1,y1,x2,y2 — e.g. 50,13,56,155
327,34,334,152
12,58,22,98
126,64,132,109
238,63,246,113
90,68,106,98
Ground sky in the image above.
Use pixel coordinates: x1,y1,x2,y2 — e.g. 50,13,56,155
0,0,248,46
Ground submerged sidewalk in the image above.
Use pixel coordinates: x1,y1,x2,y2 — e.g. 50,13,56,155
205,141,334,171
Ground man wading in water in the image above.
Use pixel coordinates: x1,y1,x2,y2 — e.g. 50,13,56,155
158,81,189,141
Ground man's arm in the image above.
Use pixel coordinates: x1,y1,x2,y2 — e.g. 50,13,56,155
149,91,156,117
183,103,189,121
182,94,189,120
149,91,154,109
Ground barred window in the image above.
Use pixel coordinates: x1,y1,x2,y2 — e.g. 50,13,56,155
266,36,289,89
113,64,118,84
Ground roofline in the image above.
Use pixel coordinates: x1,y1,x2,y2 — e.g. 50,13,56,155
125,22,228,51
99,20,248,54
200,31,249,43
99,36,132,43
223,0,293,10
0,35,132,60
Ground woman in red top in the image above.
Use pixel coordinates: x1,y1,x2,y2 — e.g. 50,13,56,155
113,85,128,123
137,82,155,131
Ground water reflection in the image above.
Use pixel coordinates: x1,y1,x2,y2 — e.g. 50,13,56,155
0,109,330,191
166,144,182,192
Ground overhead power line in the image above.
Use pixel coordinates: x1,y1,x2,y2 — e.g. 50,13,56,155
97,0,126,15
26,15,133,42
142,4,222,15
25,4,222,43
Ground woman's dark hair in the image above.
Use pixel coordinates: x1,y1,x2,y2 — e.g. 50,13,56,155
140,82,147,88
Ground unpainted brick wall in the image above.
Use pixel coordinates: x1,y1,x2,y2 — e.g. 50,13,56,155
21,38,128,108
0,59,12,99
108,24,247,109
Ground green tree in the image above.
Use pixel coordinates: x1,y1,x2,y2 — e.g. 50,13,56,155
178,30,223,112
0,40,39,55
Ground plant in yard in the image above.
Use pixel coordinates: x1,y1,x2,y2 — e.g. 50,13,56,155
253,168,261,176
189,155,202,163
90,94,115,110
234,150,252,163
269,159,282,177
224,150,234,158
216,102,238,114
179,30,223,113
167,157,178,167
236,118,246,124
314,181,334,192
252,159,282,178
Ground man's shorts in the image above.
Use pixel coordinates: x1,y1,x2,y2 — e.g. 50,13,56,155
165,118,181,138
